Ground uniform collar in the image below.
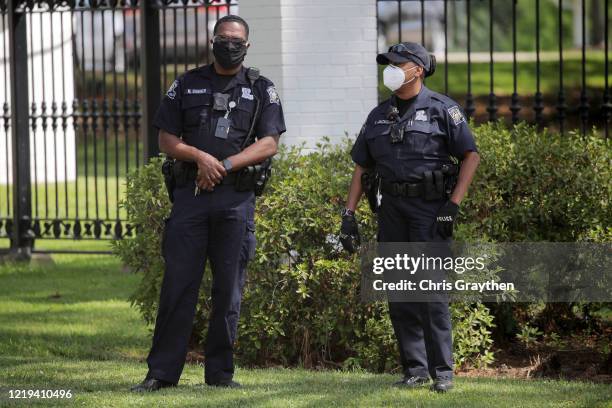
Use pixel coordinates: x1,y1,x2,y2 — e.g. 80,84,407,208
413,85,432,110
199,63,250,92
391,84,432,110
389,84,432,121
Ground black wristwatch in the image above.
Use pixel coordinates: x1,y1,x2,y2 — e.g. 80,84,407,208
341,208,355,217
222,159,233,173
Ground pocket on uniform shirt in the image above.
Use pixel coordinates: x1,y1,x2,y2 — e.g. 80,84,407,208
366,126,392,161
401,121,432,156
399,120,449,160
228,100,255,141
181,94,212,126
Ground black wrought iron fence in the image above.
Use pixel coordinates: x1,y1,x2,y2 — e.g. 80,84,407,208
377,0,610,137
0,0,608,255
0,0,236,254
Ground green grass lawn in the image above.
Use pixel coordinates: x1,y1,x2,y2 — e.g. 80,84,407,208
0,137,141,222
0,137,142,246
0,254,611,407
17,175,127,222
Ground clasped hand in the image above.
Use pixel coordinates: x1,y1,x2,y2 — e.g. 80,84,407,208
196,151,226,191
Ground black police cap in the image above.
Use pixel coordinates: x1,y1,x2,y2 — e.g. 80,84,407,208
376,42,436,77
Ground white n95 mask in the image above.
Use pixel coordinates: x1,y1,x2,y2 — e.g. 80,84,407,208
382,65,418,92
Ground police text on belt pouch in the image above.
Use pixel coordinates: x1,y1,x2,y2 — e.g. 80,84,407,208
341,42,480,393
133,15,286,393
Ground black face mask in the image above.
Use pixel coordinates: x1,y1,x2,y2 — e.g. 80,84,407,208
213,39,247,69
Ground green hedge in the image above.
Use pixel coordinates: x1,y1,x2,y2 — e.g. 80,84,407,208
113,123,610,372
458,122,611,242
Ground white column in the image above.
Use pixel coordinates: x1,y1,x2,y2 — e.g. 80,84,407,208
241,0,378,149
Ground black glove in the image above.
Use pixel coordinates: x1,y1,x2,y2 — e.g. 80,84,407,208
340,209,360,253
435,201,459,239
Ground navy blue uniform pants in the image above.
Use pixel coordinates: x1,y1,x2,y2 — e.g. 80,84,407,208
378,195,454,381
146,184,256,385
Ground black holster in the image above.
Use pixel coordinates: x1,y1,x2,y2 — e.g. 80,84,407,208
161,157,176,203
361,170,380,213
423,164,458,201
441,163,459,197
235,158,272,196
173,160,197,188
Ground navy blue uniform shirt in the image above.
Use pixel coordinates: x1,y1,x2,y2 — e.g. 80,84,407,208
351,85,477,181
153,64,286,161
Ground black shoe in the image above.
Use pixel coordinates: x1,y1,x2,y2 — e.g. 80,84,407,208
130,378,176,392
208,380,242,388
393,376,430,388
431,379,453,393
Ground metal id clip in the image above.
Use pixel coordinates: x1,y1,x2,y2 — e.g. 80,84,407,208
214,101,236,139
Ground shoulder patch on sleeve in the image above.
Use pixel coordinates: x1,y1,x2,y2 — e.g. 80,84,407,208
166,80,179,100
266,86,280,105
447,106,465,125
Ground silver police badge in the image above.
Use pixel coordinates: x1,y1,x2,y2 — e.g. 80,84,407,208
415,109,428,121
447,106,465,125
166,80,178,100
267,86,280,105
241,87,254,100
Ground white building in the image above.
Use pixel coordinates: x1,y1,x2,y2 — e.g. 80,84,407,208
240,0,379,149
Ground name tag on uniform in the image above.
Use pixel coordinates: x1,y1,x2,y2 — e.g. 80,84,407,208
186,88,207,95
374,119,393,125
241,87,254,100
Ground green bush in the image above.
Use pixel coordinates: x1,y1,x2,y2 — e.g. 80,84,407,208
113,123,610,372
452,303,495,368
112,160,170,325
458,122,611,242
459,123,611,337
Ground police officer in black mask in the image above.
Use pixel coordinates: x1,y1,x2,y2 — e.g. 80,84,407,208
340,43,480,393
132,15,286,392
